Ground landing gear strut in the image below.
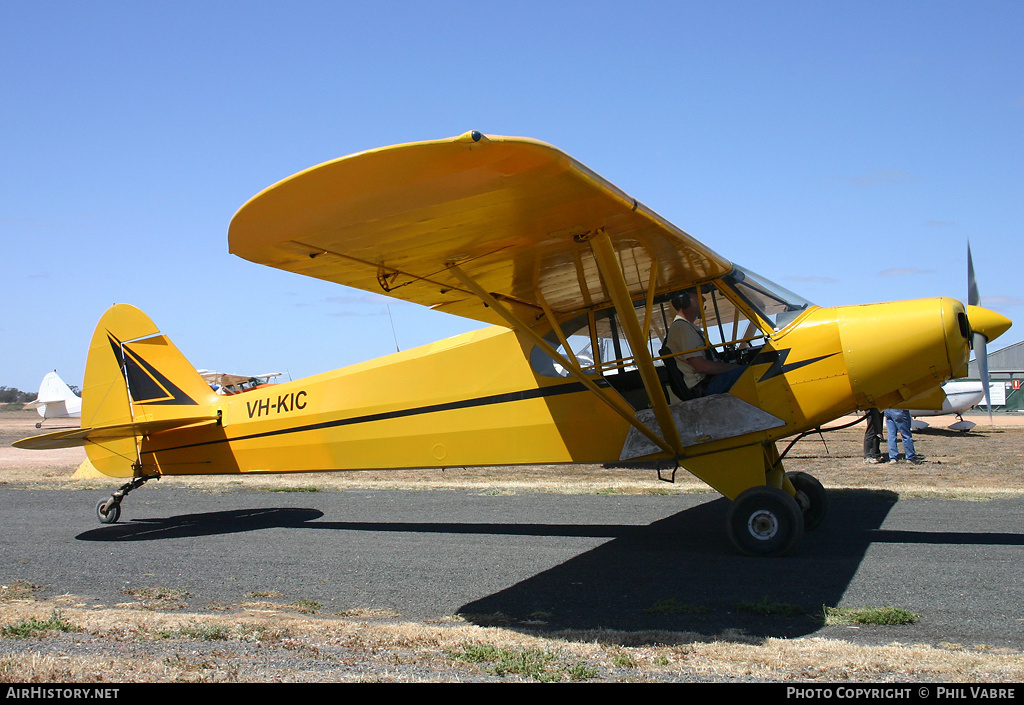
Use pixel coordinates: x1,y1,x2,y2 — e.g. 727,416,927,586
95,474,156,524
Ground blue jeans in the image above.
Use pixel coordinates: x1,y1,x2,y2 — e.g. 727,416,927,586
884,409,917,460
706,366,745,395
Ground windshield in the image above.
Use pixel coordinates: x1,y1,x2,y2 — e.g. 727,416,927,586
724,265,814,331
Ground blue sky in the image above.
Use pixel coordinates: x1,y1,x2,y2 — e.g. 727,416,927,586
2,1,1021,392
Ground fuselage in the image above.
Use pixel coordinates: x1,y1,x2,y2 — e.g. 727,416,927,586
138,295,976,481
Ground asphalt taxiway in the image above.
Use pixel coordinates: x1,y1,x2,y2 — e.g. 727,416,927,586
2,485,1021,650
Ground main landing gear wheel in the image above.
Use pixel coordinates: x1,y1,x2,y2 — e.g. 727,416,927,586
726,486,804,557
96,498,121,524
787,471,827,531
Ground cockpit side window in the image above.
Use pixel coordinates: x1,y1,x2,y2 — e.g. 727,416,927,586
529,313,600,378
530,305,668,379
530,266,805,378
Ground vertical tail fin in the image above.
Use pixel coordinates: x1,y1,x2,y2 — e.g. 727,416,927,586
83,304,215,477
25,371,82,420
35,371,79,404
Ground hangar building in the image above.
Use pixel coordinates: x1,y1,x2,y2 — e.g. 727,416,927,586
967,340,1024,411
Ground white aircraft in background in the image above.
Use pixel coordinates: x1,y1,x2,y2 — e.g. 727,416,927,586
23,371,82,428
910,380,986,432
197,370,283,395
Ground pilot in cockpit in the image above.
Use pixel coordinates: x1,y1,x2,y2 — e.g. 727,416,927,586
665,289,747,396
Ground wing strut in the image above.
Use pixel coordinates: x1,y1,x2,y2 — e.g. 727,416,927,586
445,262,676,457
587,230,684,454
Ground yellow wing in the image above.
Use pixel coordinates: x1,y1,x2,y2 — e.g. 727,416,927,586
229,131,732,327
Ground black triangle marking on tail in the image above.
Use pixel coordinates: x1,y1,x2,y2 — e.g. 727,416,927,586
107,333,198,406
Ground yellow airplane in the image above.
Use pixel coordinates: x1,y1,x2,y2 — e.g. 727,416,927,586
15,131,1012,556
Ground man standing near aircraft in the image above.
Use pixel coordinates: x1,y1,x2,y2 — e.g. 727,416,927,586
666,290,746,396
863,407,884,463
884,408,923,464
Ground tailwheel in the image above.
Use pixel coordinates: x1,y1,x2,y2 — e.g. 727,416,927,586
96,498,121,524
727,486,804,557
787,471,827,531
93,474,156,525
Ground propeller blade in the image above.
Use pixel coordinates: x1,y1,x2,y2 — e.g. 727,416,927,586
973,331,992,419
967,241,980,307
968,241,987,419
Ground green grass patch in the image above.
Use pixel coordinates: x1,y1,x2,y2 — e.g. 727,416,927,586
291,600,321,613
157,621,232,641
449,643,597,682
1,610,79,638
612,651,637,668
823,605,920,625
156,621,279,642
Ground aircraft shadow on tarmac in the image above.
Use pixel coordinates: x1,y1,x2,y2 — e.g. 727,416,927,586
76,508,325,541
74,490,1023,641
458,491,902,640
455,492,1024,640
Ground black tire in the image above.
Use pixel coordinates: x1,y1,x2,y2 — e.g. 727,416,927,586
787,471,827,531
96,498,121,525
726,486,804,557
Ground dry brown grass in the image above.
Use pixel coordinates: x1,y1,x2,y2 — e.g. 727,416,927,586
2,594,1022,683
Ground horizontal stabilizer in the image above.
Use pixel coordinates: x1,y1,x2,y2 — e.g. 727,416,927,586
33,396,75,405
13,416,218,450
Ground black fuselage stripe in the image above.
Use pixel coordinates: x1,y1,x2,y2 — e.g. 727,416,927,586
145,380,591,455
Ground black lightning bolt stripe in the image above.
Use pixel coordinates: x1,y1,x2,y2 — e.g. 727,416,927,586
752,348,839,383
